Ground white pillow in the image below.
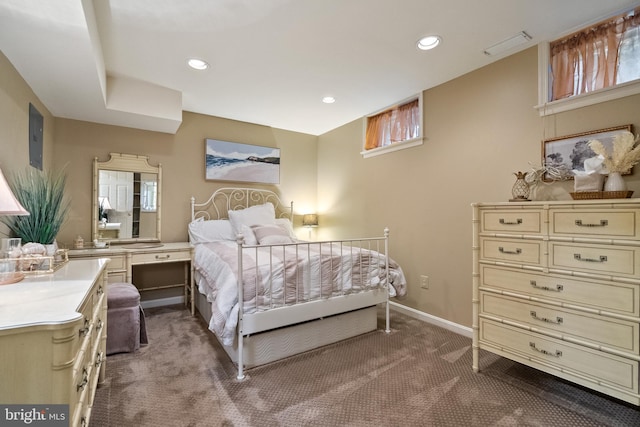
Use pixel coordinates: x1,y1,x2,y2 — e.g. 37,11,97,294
228,203,276,235
275,218,296,240
237,225,258,245
251,224,293,245
188,218,235,243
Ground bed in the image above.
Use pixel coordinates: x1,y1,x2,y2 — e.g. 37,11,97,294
189,187,406,379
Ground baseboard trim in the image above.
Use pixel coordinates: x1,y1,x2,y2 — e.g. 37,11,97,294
389,301,472,338
141,296,184,309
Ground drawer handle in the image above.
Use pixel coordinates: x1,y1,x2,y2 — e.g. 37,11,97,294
530,310,563,324
77,368,89,391
574,254,607,263
575,219,608,227
499,218,522,225
97,285,104,295
498,247,521,255
155,254,171,260
530,280,563,292
79,317,90,337
81,418,87,427
96,319,104,331
95,351,105,368
529,342,562,358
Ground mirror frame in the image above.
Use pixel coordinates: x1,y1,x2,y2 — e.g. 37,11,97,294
93,152,162,244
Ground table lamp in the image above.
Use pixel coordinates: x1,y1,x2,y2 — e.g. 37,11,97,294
0,167,29,285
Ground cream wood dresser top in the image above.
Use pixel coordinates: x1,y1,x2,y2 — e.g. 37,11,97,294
0,258,109,427
472,199,640,406
0,258,108,329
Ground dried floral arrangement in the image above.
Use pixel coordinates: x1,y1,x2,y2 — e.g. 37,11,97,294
589,131,640,174
524,161,572,188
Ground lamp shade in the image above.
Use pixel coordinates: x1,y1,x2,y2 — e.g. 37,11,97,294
302,214,318,227
99,197,112,210
0,168,29,215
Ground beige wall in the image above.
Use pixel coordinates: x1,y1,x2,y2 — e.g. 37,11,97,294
0,51,55,236
318,46,640,327
52,113,318,246
3,45,640,328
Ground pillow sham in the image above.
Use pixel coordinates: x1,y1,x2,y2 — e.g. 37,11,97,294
251,224,294,245
228,202,276,234
188,218,235,243
275,218,296,240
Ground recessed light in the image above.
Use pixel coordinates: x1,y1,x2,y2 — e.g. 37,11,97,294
187,58,209,70
417,35,441,50
322,96,336,104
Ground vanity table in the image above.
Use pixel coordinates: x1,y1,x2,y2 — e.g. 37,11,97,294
0,258,109,427
81,153,195,313
69,242,194,314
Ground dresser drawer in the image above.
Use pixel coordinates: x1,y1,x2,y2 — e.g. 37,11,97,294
479,319,638,393
480,265,640,316
106,254,126,272
550,242,640,277
107,271,127,283
481,210,542,234
77,298,93,351
73,348,93,427
550,209,639,239
131,249,191,265
480,238,543,266
480,292,639,353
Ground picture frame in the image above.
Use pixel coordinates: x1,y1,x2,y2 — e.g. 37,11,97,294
542,125,633,181
205,139,280,184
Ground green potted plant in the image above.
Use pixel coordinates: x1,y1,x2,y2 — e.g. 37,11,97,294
1,167,69,247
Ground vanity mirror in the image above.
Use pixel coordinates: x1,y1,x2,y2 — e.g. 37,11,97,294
93,153,161,243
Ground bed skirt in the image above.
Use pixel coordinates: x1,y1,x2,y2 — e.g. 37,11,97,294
195,291,378,368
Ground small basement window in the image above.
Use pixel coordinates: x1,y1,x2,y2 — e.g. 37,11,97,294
536,6,640,115
361,94,423,158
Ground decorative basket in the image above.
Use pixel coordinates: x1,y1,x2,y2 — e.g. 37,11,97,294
570,191,634,200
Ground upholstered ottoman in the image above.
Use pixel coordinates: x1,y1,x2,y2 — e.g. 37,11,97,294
107,282,148,355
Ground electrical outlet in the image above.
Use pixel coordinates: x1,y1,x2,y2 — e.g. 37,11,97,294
420,275,429,290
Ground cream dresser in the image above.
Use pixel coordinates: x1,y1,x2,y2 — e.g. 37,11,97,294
472,199,640,405
0,258,109,426
69,242,194,314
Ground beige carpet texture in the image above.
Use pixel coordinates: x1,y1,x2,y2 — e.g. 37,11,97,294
91,305,640,426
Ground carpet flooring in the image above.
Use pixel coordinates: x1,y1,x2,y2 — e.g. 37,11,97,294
91,305,640,426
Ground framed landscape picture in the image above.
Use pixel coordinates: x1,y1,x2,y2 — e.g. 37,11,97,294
205,139,280,184
542,125,632,180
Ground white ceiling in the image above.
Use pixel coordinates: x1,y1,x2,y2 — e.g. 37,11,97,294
1,0,638,136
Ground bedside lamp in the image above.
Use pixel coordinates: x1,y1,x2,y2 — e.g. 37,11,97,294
302,214,319,228
98,197,112,224
302,214,318,240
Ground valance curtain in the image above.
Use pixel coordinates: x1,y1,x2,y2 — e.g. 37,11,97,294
550,7,640,101
365,99,419,150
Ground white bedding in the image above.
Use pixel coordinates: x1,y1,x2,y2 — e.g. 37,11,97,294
193,240,406,346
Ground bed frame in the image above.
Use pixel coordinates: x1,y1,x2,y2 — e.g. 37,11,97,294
190,187,391,380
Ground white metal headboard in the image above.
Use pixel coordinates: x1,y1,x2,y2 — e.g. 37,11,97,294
191,187,293,221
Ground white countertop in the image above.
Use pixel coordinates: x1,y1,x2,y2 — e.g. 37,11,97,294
0,258,108,331
68,241,192,256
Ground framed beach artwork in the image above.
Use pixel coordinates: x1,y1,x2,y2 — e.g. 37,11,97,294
205,139,280,184
542,125,632,180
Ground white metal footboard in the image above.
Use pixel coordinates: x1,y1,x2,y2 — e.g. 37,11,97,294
235,229,391,380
